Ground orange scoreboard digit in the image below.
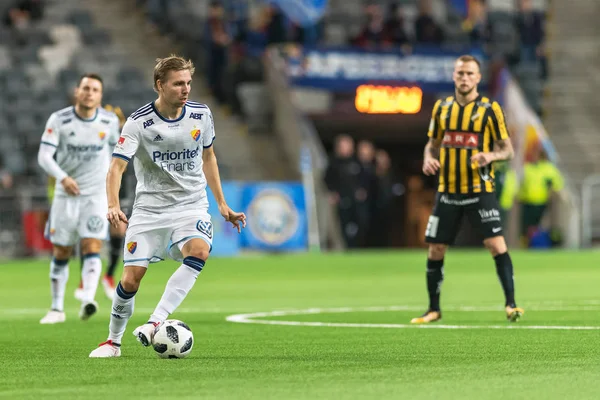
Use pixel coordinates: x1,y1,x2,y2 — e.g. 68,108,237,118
355,85,423,114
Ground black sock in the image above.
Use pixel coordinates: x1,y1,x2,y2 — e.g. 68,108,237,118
107,235,123,278
494,252,516,307
426,259,444,311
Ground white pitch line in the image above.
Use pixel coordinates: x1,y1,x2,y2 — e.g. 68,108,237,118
0,307,253,316
225,305,600,331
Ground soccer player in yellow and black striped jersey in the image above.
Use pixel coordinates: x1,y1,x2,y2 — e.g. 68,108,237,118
411,55,524,324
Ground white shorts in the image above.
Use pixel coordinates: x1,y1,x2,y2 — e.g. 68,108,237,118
123,209,213,267
46,194,108,246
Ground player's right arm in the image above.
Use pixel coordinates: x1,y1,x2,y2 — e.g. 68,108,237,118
107,119,140,227
37,113,80,196
423,100,443,176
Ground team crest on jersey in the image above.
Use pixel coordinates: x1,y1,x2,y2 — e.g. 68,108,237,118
98,132,106,140
127,241,137,254
190,129,201,142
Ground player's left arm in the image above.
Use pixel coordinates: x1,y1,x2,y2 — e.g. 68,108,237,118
471,102,514,166
202,111,246,232
489,102,514,162
202,146,246,233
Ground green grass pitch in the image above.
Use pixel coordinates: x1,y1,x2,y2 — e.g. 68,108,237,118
1,250,600,399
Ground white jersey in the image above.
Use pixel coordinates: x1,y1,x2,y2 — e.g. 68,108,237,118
113,101,216,213
40,106,120,196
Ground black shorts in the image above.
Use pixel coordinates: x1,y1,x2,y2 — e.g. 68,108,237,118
425,192,504,245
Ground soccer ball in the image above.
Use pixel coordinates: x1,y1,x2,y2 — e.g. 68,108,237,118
151,319,194,359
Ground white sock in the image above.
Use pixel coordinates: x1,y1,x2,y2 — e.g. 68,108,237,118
49,258,69,311
81,253,102,303
108,282,136,344
149,257,204,322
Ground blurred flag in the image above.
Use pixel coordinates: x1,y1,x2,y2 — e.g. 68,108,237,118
268,0,328,26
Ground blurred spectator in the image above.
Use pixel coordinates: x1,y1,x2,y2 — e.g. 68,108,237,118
516,0,545,64
382,2,410,49
356,140,377,247
0,155,14,190
461,0,491,46
324,135,361,248
350,3,387,48
3,0,44,28
266,4,287,45
291,20,323,47
205,1,231,105
518,148,563,247
414,0,444,44
369,149,396,247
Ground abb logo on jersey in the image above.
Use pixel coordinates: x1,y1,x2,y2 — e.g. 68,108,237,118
442,131,479,149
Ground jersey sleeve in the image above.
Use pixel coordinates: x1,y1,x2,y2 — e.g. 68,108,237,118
40,113,60,148
427,100,443,141
490,101,509,140
112,119,140,162
203,108,215,148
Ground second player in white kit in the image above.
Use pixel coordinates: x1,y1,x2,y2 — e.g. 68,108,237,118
38,74,120,324
90,55,246,358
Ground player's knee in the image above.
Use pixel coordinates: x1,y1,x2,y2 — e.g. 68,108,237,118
484,237,507,257
428,244,447,260
80,239,102,255
182,239,210,261
187,248,209,262
53,245,72,260
120,267,146,292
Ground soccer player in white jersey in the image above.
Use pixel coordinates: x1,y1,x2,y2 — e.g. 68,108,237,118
37,74,120,324
89,55,246,358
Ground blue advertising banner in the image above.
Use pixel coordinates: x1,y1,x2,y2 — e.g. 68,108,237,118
240,182,308,251
207,182,242,257
285,46,487,92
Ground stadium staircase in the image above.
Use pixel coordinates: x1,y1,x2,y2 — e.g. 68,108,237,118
80,0,293,181
543,0,599,190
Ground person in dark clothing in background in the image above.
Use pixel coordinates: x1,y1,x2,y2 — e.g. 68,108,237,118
325,135,362,248
369,149,396,247
356,140,377,247
414,0,444,44
205,1,230,104
383,2,410,48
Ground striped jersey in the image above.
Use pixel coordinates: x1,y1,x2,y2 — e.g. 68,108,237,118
112,100,216,213
428,95,509,194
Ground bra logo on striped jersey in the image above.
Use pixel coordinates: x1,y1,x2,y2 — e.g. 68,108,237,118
189,112,202,120
442,131,478,149
143,118,154,129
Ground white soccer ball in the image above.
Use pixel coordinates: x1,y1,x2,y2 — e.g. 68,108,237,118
151,319,194,359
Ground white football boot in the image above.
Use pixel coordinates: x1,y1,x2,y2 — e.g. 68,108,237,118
79,301,98,321
89,340,121,358
40,310,66,324
133,322,161,347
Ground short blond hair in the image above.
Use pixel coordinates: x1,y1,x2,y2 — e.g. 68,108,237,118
456,55,481,71
153,54,195,91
